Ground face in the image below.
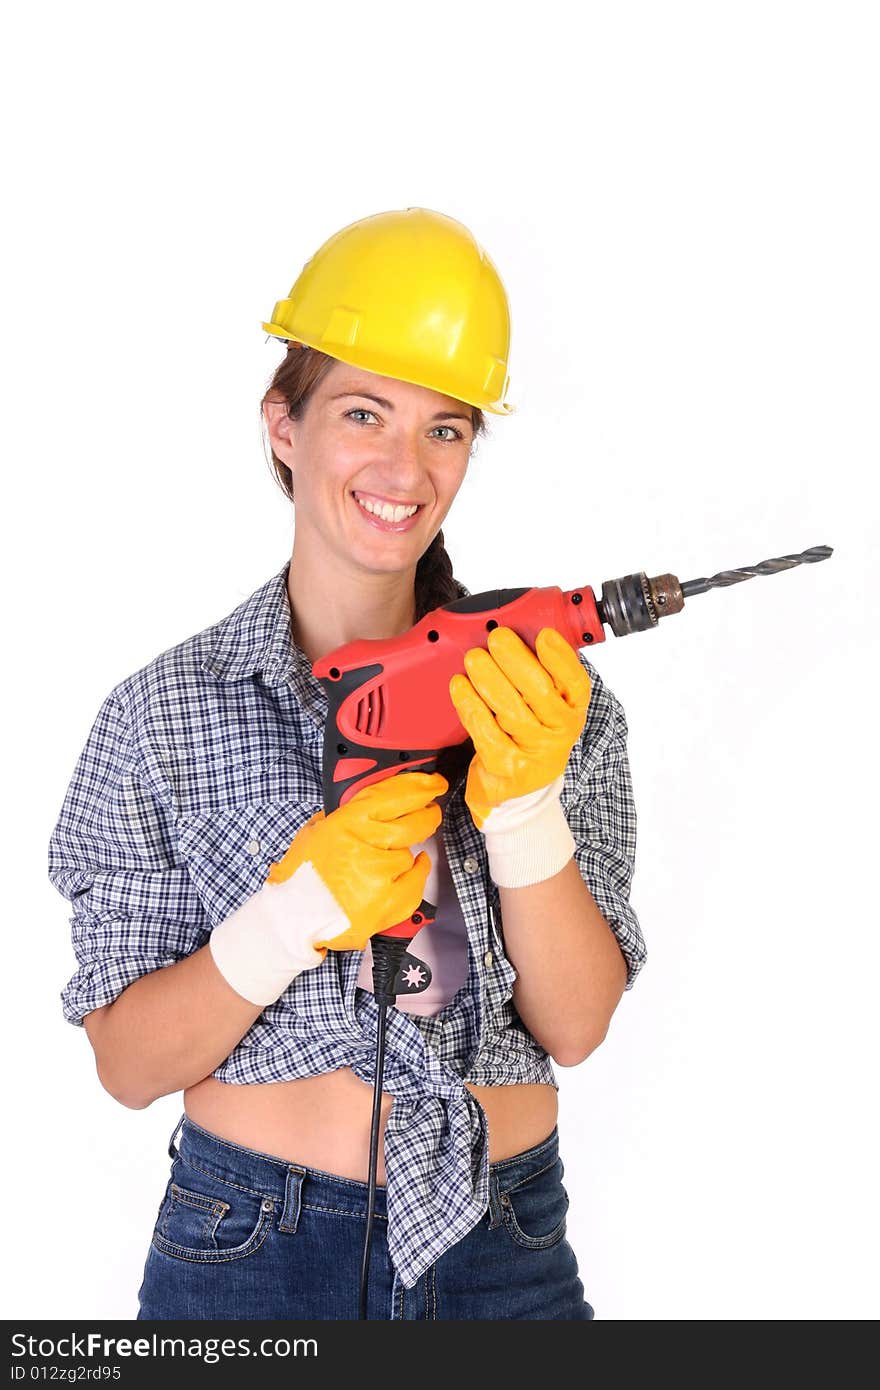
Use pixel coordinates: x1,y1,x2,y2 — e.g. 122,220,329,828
263,359,474,580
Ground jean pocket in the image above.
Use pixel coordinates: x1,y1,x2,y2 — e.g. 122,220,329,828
498,1155,569,1251
151,1162,276,1264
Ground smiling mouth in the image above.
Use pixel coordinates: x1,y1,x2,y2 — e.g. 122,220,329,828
351,491,426,525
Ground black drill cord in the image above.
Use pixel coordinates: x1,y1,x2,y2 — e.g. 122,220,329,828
359,935,409,1321
359,998,389,1321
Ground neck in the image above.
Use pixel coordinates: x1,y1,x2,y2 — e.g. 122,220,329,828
286,544,419,666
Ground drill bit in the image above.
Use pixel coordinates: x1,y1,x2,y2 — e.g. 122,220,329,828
680,544,833,598
598,544,833,637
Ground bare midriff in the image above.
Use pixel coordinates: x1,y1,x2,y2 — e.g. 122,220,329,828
184,1068,558,1185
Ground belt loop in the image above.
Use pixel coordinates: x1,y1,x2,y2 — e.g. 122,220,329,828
167,1113,185,1160
486,1170,504,1229
279,1166,306,1234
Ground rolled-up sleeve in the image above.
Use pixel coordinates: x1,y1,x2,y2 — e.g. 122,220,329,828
565,686,646,989
48,692,210,1026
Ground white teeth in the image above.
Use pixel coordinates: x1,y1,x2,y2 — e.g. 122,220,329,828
354,494,419,523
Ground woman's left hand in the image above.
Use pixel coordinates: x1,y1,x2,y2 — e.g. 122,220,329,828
448,627,591,867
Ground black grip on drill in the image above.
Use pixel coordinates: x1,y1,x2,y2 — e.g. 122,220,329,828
317,660,440,811
439,587,530,615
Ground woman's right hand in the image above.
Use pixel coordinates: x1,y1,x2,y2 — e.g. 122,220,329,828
268,771,448,953
208,771,448,1007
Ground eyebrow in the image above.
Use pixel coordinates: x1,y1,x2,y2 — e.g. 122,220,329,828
329,390,473,424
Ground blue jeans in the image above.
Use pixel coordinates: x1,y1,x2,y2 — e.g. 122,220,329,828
136,1115,594,1320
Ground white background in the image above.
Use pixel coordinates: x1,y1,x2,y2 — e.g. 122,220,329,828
5,0,877,1321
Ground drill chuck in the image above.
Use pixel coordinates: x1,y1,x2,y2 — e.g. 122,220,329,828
598,571,684,637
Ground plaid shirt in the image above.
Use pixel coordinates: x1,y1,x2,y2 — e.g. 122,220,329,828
48,560,645,1289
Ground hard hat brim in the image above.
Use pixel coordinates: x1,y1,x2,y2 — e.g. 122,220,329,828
261,325,515,417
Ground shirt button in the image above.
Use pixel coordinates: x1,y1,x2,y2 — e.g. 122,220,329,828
463,856,479,874
246,839,261,856
484,950,494,968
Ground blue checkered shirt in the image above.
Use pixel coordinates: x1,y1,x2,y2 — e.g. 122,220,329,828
48,560,646,1289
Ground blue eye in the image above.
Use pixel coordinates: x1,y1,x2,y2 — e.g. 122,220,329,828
345,408,463,441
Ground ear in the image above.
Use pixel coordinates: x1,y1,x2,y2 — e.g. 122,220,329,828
262,398,295,466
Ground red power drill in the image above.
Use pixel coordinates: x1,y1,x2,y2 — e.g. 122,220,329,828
311,545,832,953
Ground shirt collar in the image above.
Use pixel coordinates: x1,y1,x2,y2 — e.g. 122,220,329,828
201,560,304,687
201,559,472,731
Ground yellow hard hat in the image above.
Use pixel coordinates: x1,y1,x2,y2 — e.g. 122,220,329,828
262,207,514,416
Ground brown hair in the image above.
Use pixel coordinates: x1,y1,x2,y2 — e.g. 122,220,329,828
260,344,490,620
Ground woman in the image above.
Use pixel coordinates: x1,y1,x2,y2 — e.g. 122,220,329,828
48,207,646,1320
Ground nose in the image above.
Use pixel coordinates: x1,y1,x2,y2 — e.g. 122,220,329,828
382,430,429,491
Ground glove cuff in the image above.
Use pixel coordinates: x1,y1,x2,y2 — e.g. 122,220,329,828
481,776,575,888
209,860,339,1007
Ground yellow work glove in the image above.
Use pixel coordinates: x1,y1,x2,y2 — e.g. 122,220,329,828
209,771,447,1006
448,626,591,888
